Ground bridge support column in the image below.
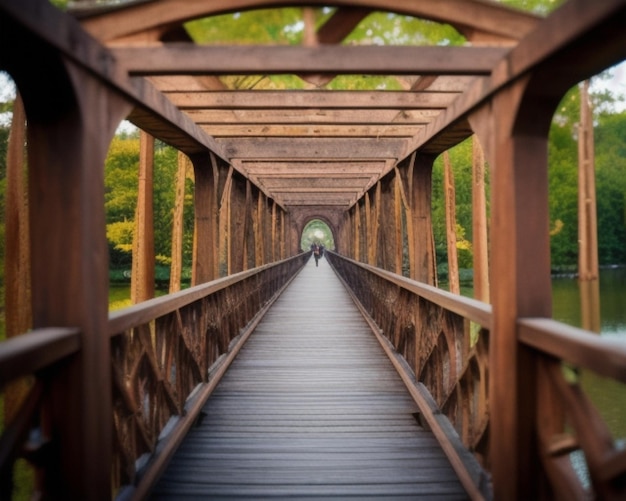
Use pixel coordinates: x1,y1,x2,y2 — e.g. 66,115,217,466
403,153,437,285
475,76,556,500
190,152,220,283
22,60,131,498
131,131,155,303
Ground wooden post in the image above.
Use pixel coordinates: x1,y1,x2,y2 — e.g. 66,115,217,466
26,62,131,499
472,135,490,303
169,151,188,293
444,151,460,294
408,154,437,285
372,183,381,267
190,153,216,285
394,175,403,275
489,77,553,500
577,80,601,333
131,131,155,303
255,191,265,267
271,201,278,262
354,202,361,262
4,93,31,423
218,166,233,276
229,175,247,273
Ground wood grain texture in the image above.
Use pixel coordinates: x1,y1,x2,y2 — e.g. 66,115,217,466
150,258,467,499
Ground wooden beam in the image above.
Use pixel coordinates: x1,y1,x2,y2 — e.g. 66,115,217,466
186,109,439,125
219,137,407,159
261,177,373,189
76,0,539,44
0,0,230,158
239,159,388,173
200,124,423,138
113,44,509,76
402,0,626,160
166,90,459,110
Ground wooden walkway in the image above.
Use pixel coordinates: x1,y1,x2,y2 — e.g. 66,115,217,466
149,256,467,499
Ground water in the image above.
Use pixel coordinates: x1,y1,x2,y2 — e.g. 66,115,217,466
552,266,626,339
551,266,626,443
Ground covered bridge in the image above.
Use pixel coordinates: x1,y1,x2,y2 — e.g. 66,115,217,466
1,0,625,499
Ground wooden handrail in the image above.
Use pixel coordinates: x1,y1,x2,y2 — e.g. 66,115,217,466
326,251,492,327
108,253,307,336
0,327,81,385
518,317,626,383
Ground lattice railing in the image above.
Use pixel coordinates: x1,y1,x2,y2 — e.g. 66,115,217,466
108,253,309,496
519,319,626,500
0,253,308,500
328,252,626,500
326,252,492,494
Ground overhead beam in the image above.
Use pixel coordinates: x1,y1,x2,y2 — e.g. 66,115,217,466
401,0,626,161
113,44,509,76
75,0,540,44
186,109,440,125
219,137,406,159
0,0,229,159
151,75,475,93
201,124,423,137
261,178,373,189
166,90,460,110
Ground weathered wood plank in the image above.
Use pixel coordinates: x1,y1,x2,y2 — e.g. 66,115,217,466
113,45,509,76
150,259,467,499
166,90,459,110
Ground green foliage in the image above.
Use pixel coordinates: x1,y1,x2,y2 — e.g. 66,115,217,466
104,136,195,275
344,13,465,46
431,137,481,273
301,219,335,251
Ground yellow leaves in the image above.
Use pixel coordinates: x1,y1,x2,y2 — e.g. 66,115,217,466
550,219,564,236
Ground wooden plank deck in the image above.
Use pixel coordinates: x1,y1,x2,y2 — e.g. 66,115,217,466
149,256,468,499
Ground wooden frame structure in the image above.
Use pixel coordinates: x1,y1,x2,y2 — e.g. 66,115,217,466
1,0,626,499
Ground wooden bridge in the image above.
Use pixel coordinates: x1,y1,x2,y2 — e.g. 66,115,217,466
1,0,625,500
149,258,470,500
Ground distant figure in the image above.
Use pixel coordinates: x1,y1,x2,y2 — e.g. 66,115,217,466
311,243,321,266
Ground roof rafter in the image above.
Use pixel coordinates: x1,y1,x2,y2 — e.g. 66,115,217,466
113,45,509,77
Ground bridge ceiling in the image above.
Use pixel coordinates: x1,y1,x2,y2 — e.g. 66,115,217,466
72,0,541,211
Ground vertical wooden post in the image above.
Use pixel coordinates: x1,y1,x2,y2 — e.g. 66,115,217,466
131,131,155,303
364,192,372,264
228,176,247,273
444,151,460,294
4,93,31,422
271,201,278,262
489,77,553,500
394,173,404,276
372,183,381,267
190,153,217,285
400,154,416,279
170,151,188,293
578,80,600,333
354,202,361,262
27,62,131,499
472,135,490,303
243,180,254,270
255,191,265,267
408,154,437,285
218,166,233,276
280,210,287,259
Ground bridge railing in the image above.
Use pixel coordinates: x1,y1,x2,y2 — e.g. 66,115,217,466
0,252,309,500
328,252,626,500
518,318,626,499
326,251,492,497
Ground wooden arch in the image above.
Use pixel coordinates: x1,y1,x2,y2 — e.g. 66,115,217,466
77,0,540,43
